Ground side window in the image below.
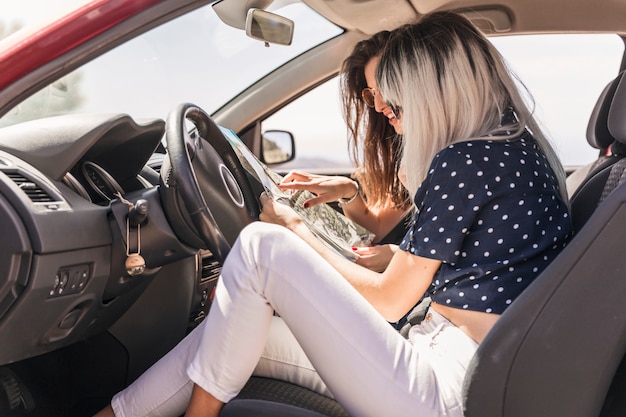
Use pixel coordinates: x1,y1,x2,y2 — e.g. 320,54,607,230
262,77,353,173
491,34,624,168
263,34,624,174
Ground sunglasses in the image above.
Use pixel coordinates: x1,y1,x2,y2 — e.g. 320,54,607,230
362,87,402,119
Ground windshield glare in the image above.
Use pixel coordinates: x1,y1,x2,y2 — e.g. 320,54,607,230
0,1,342,127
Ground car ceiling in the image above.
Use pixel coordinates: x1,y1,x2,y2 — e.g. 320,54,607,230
216,0,626,134
302,0,626,36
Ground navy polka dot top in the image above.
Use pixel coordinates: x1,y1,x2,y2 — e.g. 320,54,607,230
399,130,572,314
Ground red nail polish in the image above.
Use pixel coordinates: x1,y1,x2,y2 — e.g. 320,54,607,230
352,247,358,251
303,202,309,208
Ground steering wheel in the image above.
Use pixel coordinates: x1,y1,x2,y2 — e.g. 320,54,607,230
160,103,260,262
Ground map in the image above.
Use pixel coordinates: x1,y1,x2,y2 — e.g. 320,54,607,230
220,127,375,260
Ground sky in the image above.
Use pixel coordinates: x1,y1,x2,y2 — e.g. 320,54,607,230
2,0,90,28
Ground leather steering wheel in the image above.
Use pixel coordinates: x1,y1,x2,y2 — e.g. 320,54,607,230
161,103,260,262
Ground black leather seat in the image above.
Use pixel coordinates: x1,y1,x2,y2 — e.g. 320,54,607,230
566,71,624,198
569,71,626,232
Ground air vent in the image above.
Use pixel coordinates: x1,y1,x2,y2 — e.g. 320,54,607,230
6,172,56,203
149,163,161,174
147,153,165,175
200,253,221,283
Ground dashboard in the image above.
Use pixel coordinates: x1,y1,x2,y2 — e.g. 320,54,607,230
0,113,219,365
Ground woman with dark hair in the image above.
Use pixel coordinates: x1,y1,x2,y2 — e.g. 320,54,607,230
280,30,413,272
96,12,571,417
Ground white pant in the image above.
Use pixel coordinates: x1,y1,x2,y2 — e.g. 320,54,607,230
112,222,477,417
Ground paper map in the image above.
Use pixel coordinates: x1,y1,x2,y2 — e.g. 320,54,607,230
220,127,375,260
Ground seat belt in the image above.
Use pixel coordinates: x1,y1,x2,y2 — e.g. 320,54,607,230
599,158,626,205
399,297,432,338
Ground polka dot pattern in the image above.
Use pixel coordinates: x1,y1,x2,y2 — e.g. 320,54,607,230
399,131,572,314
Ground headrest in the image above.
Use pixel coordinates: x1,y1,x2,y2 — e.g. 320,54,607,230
608,71,626,146
586,71,624,150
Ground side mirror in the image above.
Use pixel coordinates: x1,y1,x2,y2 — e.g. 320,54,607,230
245,9,294,46
262,130,295,165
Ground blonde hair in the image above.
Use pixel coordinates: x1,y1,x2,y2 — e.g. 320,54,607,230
377,12,567,202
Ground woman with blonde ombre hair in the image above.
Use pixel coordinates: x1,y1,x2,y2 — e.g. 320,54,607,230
96,12,571,417
377,13,568,202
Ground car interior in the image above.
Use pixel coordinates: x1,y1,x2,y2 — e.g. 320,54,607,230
0,0,626,416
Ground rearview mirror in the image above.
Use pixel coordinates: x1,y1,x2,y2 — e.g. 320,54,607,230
245,9,294,46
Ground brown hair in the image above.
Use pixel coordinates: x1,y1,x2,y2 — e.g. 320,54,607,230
340,31,411,209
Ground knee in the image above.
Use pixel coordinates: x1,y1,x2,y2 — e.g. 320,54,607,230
222,222,297,289
229,222,294,264
238,222,290,247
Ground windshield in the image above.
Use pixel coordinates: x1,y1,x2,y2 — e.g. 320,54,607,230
0,1,342,127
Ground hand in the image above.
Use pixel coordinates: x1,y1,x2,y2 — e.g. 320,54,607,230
279,170,358,208
353,244,398,272
258,191,303,231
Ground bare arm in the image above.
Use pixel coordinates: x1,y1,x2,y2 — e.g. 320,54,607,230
279,170,411,240
259,193,437,322
353,244,399,272
341,197,411,242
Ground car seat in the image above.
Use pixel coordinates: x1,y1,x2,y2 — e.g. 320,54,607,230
463,170,626,417
566,71,624,198
463,72,626,416
221,377,347,417
569,71,626,232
